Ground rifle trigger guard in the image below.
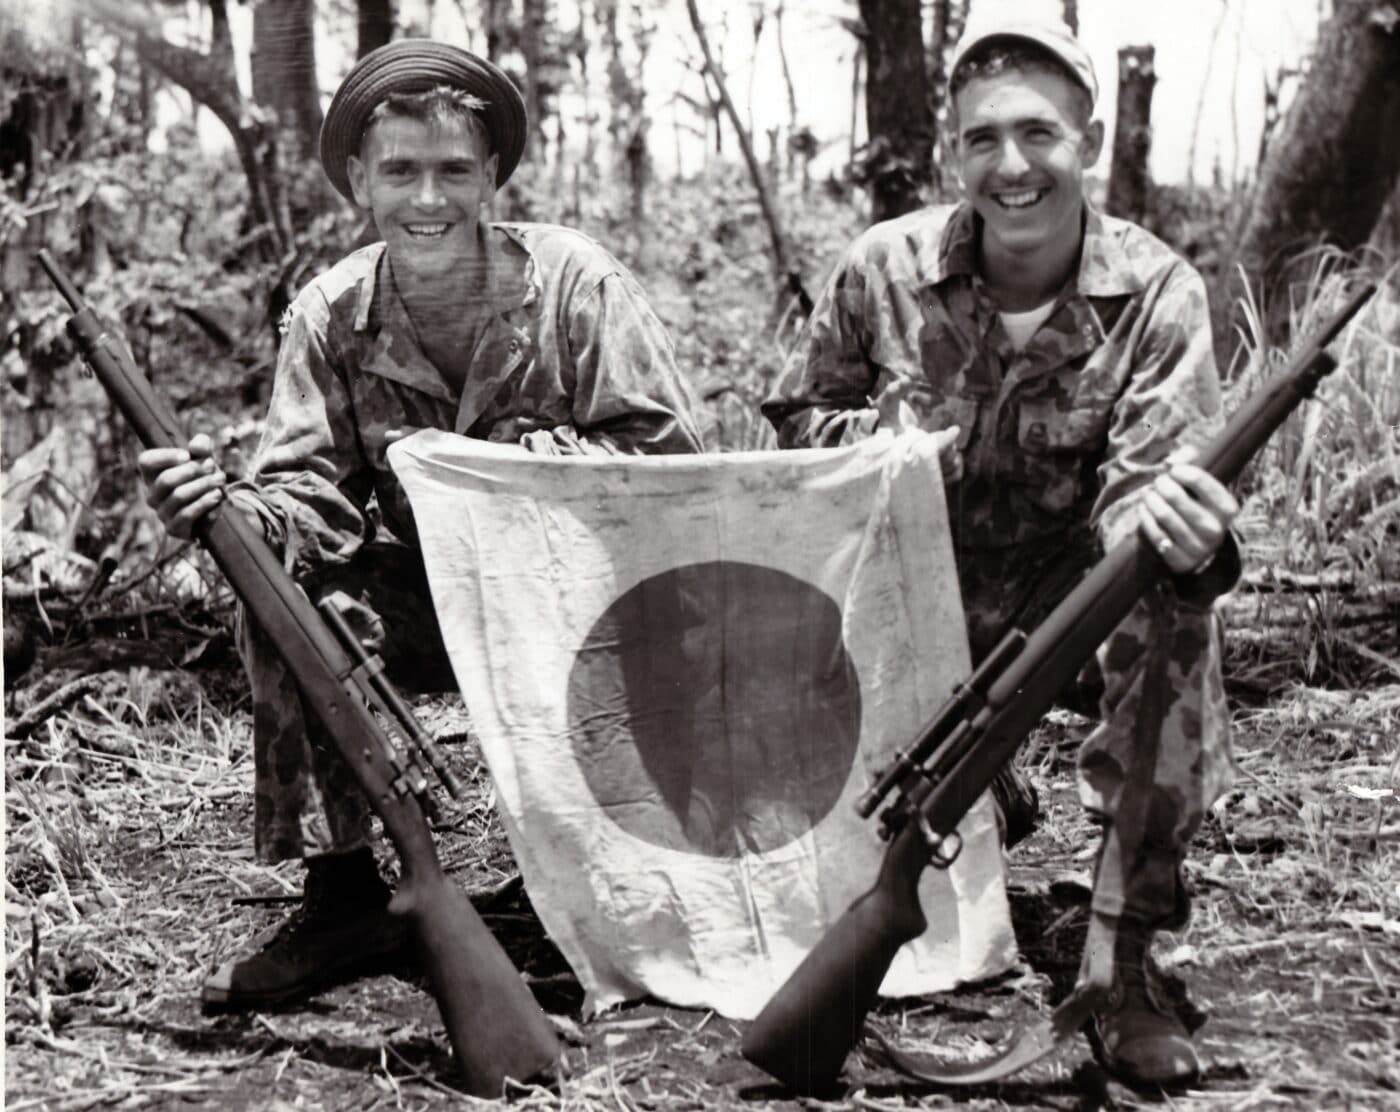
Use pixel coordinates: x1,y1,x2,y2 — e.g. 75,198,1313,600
917,814,962,869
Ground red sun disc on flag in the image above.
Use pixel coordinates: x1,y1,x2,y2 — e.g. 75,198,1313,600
566,561,862,857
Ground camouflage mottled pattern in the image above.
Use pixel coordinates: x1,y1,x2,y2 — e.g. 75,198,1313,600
234,224,704,862
231,222,704,580
240,543,458,863
765,202,1235,925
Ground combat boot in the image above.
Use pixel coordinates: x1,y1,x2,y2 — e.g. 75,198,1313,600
202,849,411,1013
1089,920,1200,1089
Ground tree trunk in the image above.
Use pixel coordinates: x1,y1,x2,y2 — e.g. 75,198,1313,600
521,0,549,164
926,0,968,194
1232,0,1400,342
250,0,323,160
1062,0,1079,35
485,0,504,63
357,0,394,58
1105,45,1155,225
857,0,934,224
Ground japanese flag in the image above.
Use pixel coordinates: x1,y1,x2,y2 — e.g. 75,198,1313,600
389,430,1015,1019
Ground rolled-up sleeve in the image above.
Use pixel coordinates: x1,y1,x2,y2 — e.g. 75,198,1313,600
1093,269,1225,548
231,292,374,576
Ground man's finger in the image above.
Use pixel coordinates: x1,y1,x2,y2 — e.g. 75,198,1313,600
1137,501,1201,574
138,447,191,481
1152,477,1225,544
167,490,224,539
148,458,217,501
1168,463,1240,521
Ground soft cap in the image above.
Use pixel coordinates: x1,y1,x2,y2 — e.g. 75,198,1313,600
949,14,1098,105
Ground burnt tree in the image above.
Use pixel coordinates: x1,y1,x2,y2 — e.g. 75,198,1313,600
1233,0,1400,341
1105,45,1155,224
857,0,934,223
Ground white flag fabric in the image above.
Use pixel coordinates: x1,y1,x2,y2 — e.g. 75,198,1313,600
389,429,1016,1019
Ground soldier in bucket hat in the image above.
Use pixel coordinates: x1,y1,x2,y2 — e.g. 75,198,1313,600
138,40,702,1012
765,11,1240,1090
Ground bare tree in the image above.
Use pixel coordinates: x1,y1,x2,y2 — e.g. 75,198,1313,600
927,0,969,194
250,0,323,160
1062,0,1079,35
357,0,395,58
485,0,505,63
521,0,549,163
684,0,810,313
1184,0,1228,188
856,0,934,223
1232,0,1400,341
1105,46,1155,224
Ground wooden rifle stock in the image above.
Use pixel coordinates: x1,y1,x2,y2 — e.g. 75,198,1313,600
37,250,562,1097
743,280,1376,1093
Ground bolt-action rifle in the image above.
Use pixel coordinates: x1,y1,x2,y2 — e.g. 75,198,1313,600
742,280,1377,1094
37,250,562,1098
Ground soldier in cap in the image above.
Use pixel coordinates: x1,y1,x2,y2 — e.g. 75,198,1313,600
764,13,1239,1090
138,40,703,1013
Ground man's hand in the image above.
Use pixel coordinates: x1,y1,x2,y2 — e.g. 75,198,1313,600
1137,462,1240,575
138,433,229,539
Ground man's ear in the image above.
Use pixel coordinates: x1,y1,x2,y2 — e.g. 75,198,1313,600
480,152,500,206
1080,119,1106,169
347,154,372,209
941,125,965,192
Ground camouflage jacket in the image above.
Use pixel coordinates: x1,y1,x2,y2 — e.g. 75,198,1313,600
764,202,1227,559
232,222,704,576
762,203,1239,652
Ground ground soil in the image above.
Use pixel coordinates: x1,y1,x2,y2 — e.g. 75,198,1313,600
5,677,1397,1112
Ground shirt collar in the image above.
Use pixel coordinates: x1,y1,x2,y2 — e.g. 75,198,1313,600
350,223,541,335
928,201,1145,298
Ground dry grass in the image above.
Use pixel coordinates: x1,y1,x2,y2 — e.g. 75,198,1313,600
5,666,1397,1110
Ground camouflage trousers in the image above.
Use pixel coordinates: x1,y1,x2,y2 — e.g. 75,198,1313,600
237,543,457,863
962,533,1235,927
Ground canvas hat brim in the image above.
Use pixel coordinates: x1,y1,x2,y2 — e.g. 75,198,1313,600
320,39,528,201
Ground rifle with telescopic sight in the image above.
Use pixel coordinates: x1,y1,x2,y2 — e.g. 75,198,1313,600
36,249,563,1098
742,279,1377,1094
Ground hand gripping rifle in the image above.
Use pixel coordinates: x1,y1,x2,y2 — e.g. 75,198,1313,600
37,250,562,1097
742,280,1377,1094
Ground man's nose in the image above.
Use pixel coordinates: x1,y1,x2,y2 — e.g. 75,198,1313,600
415,172,445,207
996,137,1032,177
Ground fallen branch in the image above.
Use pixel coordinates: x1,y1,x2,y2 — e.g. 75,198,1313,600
5,675,108,740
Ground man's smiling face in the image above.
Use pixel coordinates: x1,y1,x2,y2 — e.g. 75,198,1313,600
347,112,498,280
951,67,1103,264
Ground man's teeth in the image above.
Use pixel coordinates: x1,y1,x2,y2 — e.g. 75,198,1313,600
996,189,1047,209
405,223,450,237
